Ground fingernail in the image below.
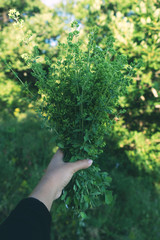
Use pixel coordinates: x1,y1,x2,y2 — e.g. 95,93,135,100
88,159,93,165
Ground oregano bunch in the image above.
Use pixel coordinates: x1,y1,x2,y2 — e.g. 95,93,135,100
30,24,135,160
8,11,140,218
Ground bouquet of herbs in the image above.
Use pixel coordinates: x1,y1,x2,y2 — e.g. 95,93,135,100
8,10,140,218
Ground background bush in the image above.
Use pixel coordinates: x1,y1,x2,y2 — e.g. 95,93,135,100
0,0,160,239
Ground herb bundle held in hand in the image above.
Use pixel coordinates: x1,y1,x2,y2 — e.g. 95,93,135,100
8,10,139,217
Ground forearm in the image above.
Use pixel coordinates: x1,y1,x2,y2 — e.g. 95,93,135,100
29,173,58,211
0,150,92,240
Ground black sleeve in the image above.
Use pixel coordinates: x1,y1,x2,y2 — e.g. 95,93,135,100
0,197,51,240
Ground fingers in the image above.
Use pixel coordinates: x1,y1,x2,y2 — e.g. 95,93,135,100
51,149,93,175
70,159,93,174
52,149,64,163
55,148,64,158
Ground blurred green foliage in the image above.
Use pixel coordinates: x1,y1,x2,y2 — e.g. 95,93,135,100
0,0,160,239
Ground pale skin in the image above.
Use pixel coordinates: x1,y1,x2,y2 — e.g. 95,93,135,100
29,149,93,211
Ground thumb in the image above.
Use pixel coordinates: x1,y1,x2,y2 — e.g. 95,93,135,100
71,159,93,174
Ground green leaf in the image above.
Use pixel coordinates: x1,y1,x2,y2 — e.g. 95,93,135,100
61,190,67,201
83,195,90,202
105,191,113,205
65,196,71,205
73,184,77,191
80,212,88,219
84,145,90,153
76,180,81,188
57,143,64,148
91,192,101,196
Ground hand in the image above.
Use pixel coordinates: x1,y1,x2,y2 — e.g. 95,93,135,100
29,149,93,211
45,149,93,199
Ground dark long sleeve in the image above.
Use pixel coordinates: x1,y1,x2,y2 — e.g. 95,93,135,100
0,197,51,240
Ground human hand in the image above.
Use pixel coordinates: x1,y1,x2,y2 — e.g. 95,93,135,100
45,149,93,199
29,149,93,211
